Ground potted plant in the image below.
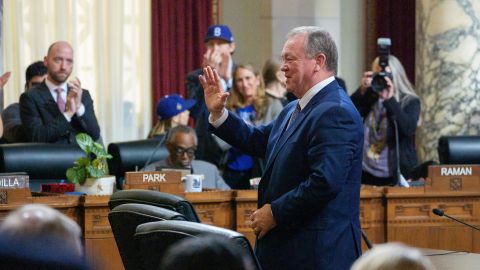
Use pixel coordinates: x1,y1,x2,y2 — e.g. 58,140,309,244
66,133,115,195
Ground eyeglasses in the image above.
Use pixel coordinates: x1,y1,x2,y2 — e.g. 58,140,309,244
173,146,196,157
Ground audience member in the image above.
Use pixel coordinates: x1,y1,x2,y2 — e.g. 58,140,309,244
0,71,12,139
351,55,420,186
20,41,101,144
222,64,283,189
350,242,436,270
143,125,230,190
185,24,236,167
148,94,195,138
0,204,87,269
200,26,363,270
159,235,255,270
2,61,47,143
262,58,288,106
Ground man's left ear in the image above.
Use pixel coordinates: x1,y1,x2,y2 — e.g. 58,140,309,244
314,54,326,72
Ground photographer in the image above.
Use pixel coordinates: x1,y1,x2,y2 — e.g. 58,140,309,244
351,54,420,186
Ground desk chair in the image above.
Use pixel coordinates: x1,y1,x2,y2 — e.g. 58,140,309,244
108,189,200,222
438,136,480,164
107,138,168,189
108,203,187,270
134,220,261,270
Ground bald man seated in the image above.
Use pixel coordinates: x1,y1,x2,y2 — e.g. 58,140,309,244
20,41,101,144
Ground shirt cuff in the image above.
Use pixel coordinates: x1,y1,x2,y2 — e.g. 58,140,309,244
76,104,85,117
208,109,228,128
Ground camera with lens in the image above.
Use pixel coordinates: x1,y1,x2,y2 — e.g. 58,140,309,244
371,37,392,93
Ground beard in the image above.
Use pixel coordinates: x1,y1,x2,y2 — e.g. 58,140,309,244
49,71,70,84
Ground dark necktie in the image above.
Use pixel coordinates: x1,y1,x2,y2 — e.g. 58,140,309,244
287,103,301,129
55,88,66,112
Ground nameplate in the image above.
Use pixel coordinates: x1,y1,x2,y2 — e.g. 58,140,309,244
0,174,29,189
426,165,480,192
125,171,182,185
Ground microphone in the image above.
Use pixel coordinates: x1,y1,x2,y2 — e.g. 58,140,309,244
142,129,170,171
432,208,480,232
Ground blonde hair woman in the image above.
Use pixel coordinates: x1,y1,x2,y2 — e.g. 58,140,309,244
222,64,283,189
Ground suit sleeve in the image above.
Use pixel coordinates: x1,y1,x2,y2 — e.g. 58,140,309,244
72,90,101,141
20,92,72,143
270,106,362,227
210,111,272,158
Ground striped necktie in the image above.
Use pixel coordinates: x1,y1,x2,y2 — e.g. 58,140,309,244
287,103,301,129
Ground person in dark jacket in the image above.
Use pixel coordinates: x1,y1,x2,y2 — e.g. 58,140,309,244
351,55,421,185
185,24,236,167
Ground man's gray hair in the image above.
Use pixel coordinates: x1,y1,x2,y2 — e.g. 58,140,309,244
287,26,338,74
166,125,198,145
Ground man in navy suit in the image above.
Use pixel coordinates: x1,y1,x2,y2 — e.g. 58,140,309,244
20,41,100,144
200,26,364,270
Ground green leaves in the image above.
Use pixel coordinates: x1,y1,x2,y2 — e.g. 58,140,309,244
66,133,112,185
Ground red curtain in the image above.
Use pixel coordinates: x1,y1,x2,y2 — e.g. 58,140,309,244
151,0,212,119
366,0,416,84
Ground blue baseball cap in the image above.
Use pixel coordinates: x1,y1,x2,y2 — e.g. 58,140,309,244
204,24,234,43
156,94,196,120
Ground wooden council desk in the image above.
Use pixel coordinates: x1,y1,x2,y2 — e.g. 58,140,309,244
1,184,480,269
385,187,480,253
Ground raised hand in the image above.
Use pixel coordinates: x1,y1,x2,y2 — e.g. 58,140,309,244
360,71,373,95
0,72,11,89
380,76,395,100
199,66,229,121
202,48,222,69
217,52,232,81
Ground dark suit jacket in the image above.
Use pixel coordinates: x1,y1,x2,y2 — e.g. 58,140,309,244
350,87,420,179
212,80,364,270
19,82,101,144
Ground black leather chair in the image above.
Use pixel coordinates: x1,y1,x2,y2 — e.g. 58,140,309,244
438,136,480,164
108,203,187,270
0,143,84,191
134,220,261,270
0,143,84,179
108,189,200,222
107,138,169,189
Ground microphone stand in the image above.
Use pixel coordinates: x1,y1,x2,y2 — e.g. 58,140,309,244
143,131,169,171
392,118,401,186
433,209,480,232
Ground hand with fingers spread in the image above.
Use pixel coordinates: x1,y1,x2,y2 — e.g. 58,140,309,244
67,77,83,110
249,204,276,239
0,72,11,89
199,66,230,121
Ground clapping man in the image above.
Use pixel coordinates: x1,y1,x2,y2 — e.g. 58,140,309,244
20,41,100,144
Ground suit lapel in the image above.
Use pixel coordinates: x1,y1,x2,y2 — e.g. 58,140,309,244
263,80,340,174
38,82,63,116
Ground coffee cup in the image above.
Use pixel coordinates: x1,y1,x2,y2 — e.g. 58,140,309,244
181,174,204,192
